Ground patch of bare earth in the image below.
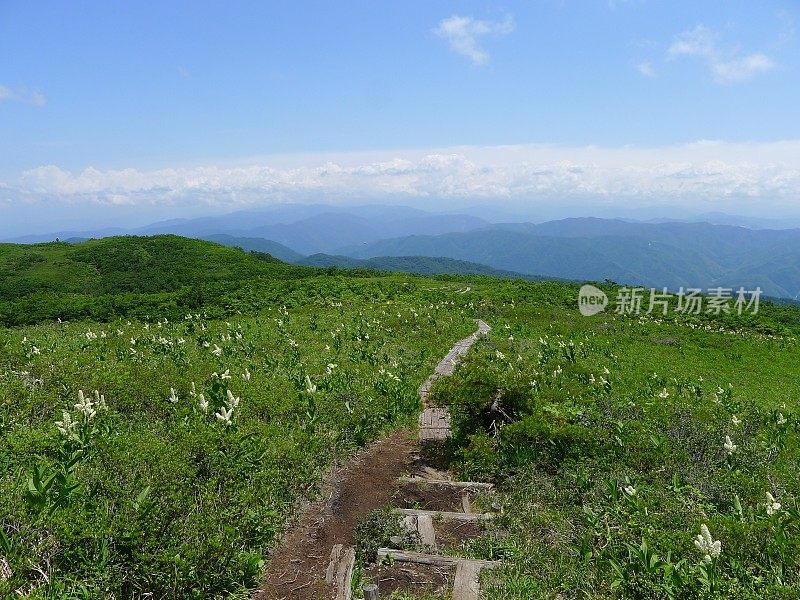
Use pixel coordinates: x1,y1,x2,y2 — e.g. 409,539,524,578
254,429,416,600
363,562,452,596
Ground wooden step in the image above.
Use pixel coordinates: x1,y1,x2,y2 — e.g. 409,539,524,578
419,407,451,441
393,508,494,522
325,544,355,600
402,513,437,547
376,548,499,570
453,559,485,600
399,475,494,490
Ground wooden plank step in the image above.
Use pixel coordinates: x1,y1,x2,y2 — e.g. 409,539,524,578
325,544,355,600
419,407,451,428
376,549,499,570
419,407,451,442
399,476,494,490
453,559,484,600
402,514,436,547
393,508,494,522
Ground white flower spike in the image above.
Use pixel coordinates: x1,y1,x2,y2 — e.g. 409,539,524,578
694,524,721,564
215,406,233,426
766,492,781,516
74,390,96,420
305,375,317,395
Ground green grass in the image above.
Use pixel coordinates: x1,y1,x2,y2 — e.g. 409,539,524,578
431,301,800,599
2,235,800,599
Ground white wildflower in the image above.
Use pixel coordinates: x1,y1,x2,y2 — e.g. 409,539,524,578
777,413,787,425
198,393,209,412
242,368,251,381
225,389,240,409
326,363,337,375
189,382,196,397
55,410,76,437
168,388,179,403
93,390,107,410
74,390,96,420
211,344,223,357
215,406,233,426
723,435,737,456
220,369,231,380
305,375,317,395
694,524,721,564
623,485,637,497
658,388,669,399
731,415,741,426
766,492,781,516
31,346,41,355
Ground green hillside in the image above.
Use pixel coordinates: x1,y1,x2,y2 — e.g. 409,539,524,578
0,235,309,326
296,253,552,280
2,236,800,598
199,234,305,263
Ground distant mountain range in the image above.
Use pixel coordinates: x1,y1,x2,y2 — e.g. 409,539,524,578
343,218,800,299
6,204,489,254
6,204,800,299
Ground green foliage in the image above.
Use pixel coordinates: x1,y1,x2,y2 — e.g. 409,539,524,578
0,236,314,326
3,235,800,598
431,306,800,598
354,509,411,565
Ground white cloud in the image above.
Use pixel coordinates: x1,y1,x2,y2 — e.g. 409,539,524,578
434,14,514,65
636,61,656,77
711,53,775,83
9,141,800,213
668,25,775,84
0,85,46,107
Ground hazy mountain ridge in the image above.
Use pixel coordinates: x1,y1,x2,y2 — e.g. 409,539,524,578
6,205,800,298
342,219,800,298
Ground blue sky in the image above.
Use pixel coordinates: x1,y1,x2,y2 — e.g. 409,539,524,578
1,1,799,235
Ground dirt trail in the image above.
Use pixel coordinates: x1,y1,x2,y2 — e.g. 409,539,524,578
254,320,489,600
254,429,416,599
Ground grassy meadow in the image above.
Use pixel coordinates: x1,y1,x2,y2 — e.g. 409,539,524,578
2,236,800,598
432,296,800,598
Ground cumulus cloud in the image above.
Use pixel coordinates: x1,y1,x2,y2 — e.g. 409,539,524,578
8,141,800,213
668,25,775,84
434,14,514,65
0,85,46,107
